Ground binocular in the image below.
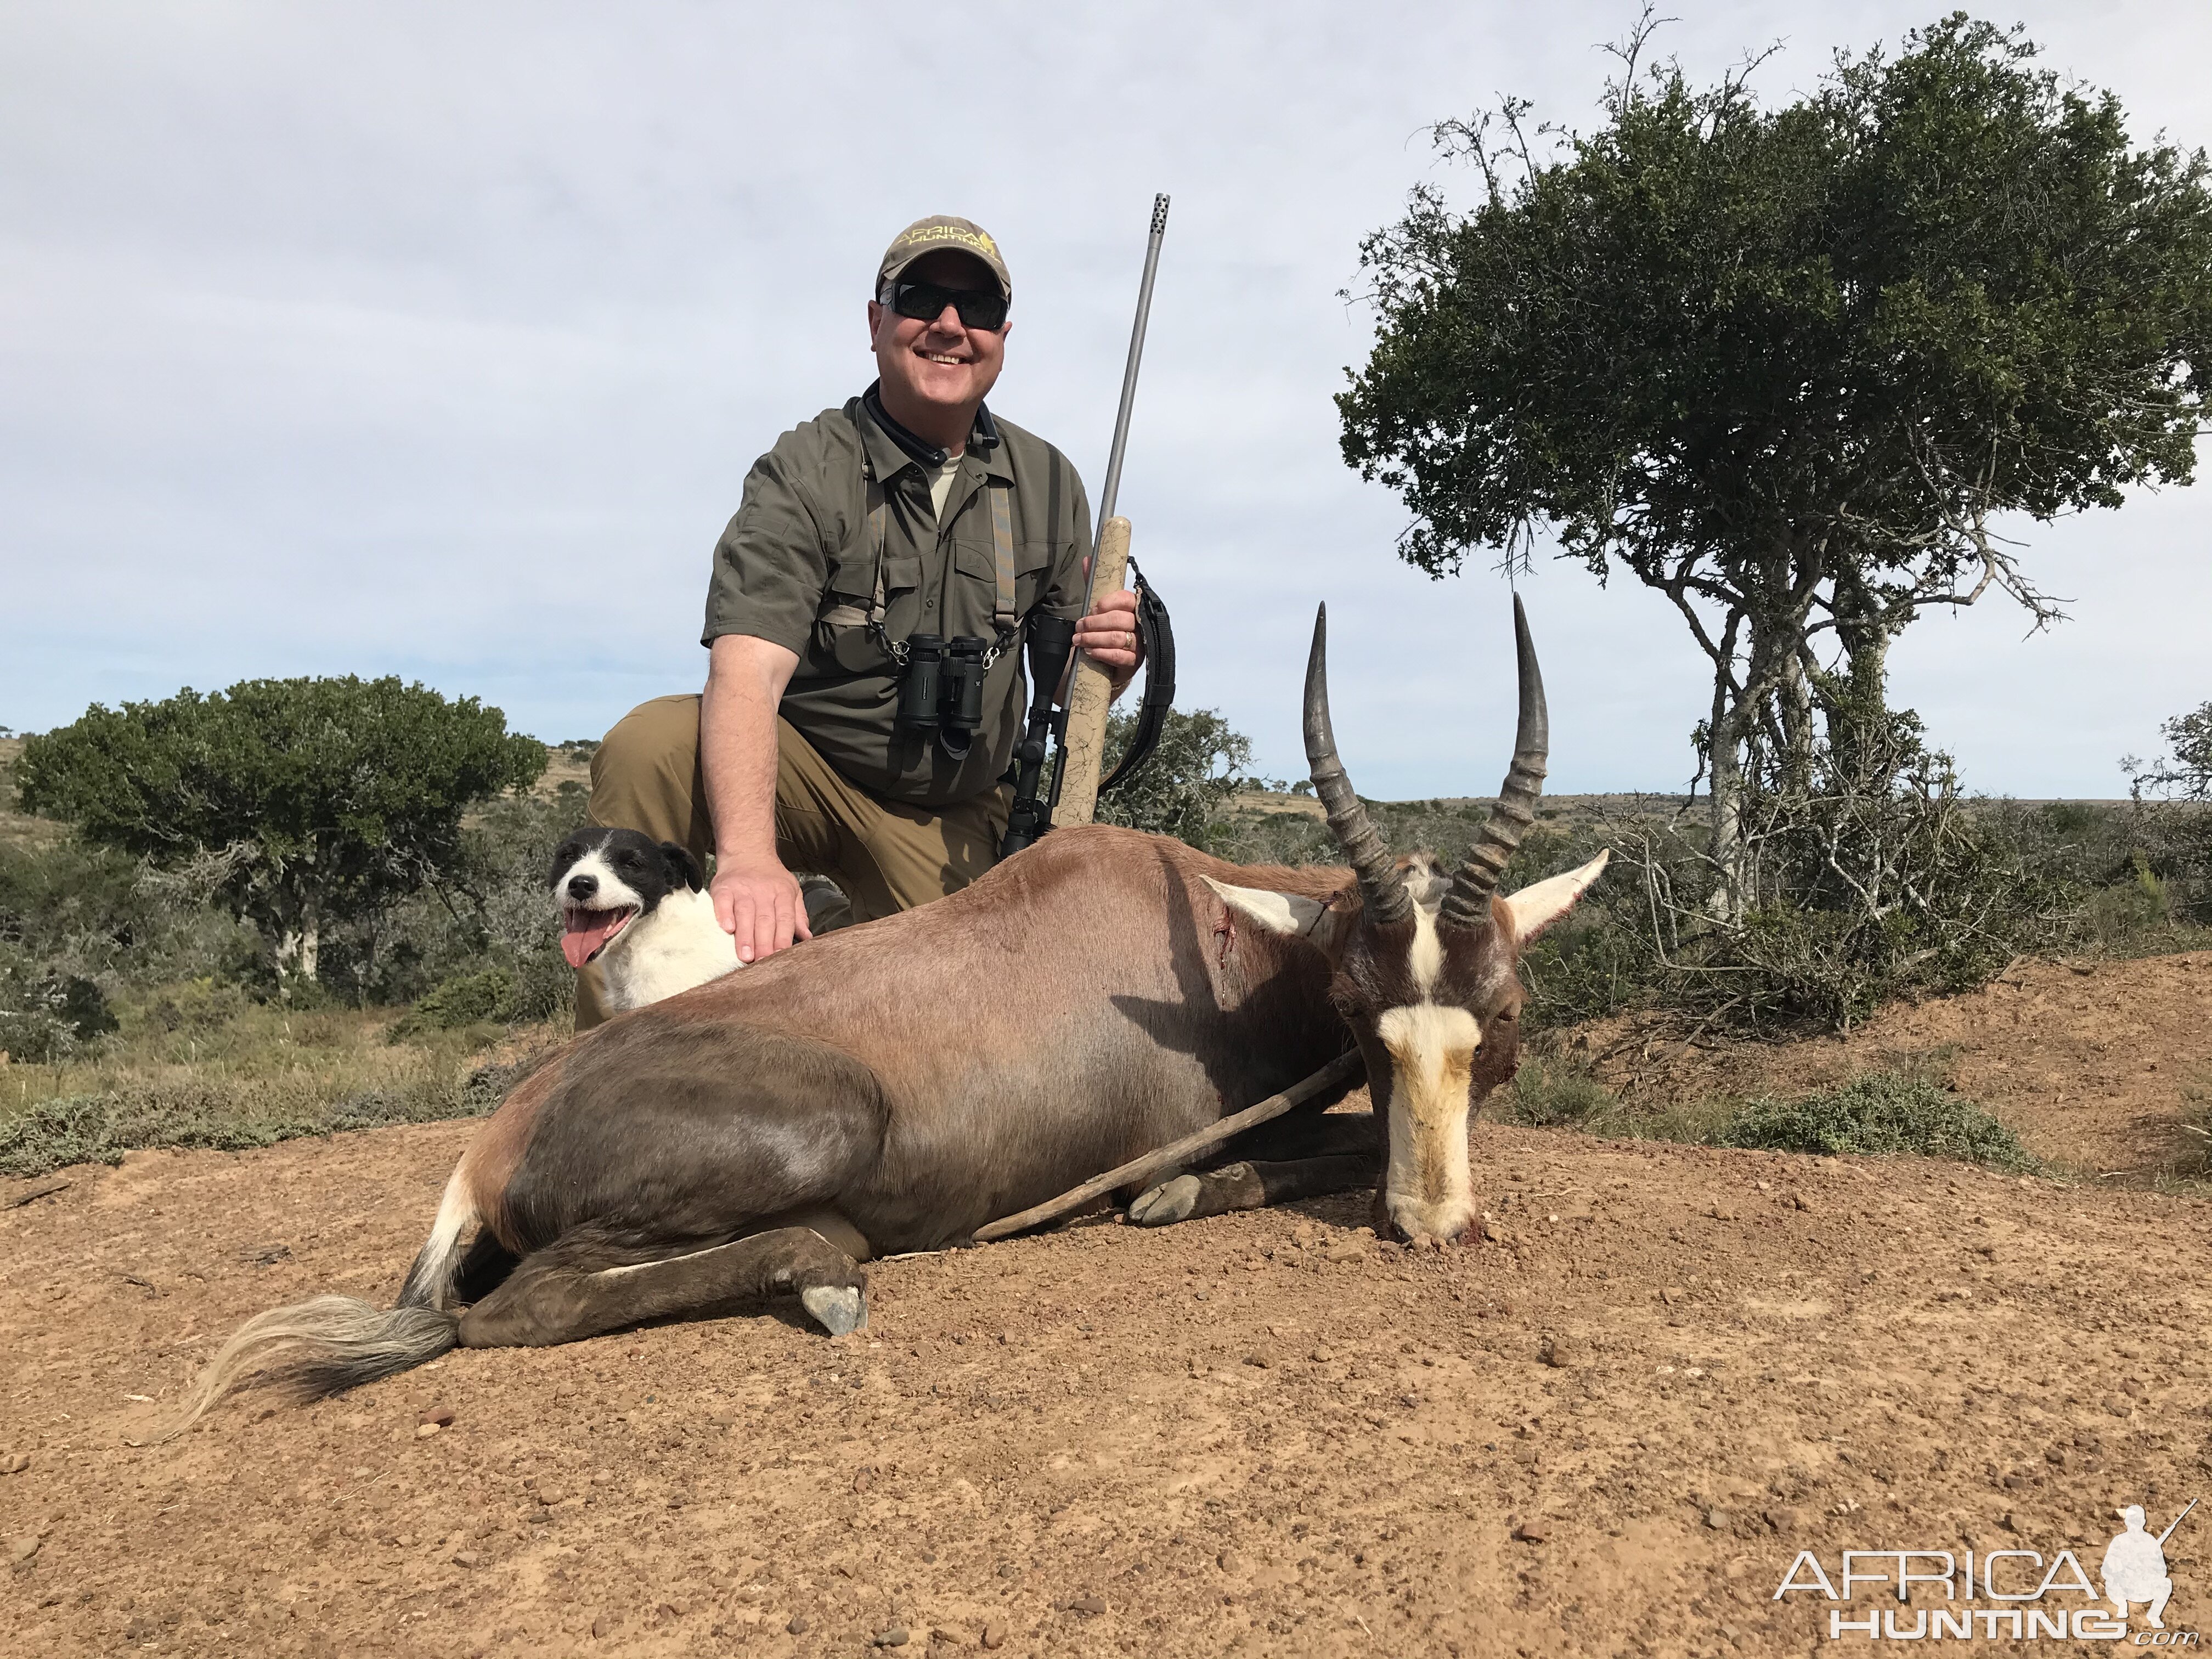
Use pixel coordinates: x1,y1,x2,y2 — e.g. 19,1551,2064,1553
895,634,991,758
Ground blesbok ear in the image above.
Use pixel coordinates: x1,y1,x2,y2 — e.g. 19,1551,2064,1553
1200,876,1354,959
661,842,706,892
1500,851,1610,947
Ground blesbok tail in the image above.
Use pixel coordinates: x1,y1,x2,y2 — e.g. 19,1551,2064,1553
155,1164,480,1440
152,1296,460,1441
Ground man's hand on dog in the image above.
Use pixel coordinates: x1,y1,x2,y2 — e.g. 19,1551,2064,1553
713,856,812,964
1074,588,1144,693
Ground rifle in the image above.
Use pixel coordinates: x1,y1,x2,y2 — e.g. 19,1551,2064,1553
1008,196,1167,849
2159,1498,2199,1546
997,615,1076,857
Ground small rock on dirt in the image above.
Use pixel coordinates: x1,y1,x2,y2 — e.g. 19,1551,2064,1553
1764,1508,1808,1534
451,1550,481,1568
591,1613,618,1638
1704,1507,1731,1530
1511,1520,1550,1544
788,1613,812,1635
1323,1238,1367,1263
876,1626,910,1646
980,1622,1007,1650
1217,1549,1242,1573
0,1454,27,1475
419,1406,455,1427
415,1422,442,1438
1069,1596,1106,1616
1539,1335,1579,1368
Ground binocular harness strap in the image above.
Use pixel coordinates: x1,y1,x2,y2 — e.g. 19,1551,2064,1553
987,482,1018,639
856,467,1018,667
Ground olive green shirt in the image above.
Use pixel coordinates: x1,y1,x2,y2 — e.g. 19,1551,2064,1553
703,393,1093,808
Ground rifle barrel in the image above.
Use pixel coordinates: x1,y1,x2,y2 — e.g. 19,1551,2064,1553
1096,194,1170,524
2158,1496,2199,1545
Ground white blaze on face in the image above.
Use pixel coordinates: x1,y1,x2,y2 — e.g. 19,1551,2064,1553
1376,896,1483,1242
1375,1004,1481,1234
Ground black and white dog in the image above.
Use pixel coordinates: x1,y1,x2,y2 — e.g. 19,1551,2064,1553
548,827,740,1012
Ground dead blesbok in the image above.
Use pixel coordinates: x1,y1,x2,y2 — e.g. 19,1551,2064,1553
166,600,1603,1432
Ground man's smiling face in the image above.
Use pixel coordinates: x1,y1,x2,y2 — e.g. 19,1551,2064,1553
868,249,1009,435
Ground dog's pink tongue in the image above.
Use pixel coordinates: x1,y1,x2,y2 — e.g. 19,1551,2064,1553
561,911,624,968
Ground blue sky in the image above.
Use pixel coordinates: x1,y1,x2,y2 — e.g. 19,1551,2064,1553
4,1,2207,798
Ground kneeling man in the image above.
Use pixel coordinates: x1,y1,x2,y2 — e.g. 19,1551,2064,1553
580,216,1142,1029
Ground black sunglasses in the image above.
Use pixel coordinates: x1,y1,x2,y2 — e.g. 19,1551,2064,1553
888,281,1008,331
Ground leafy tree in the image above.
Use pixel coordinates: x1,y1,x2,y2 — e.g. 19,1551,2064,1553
2127,701,2212,802
1095,707,1258,851
16,678,544,984
1340,13,2212,910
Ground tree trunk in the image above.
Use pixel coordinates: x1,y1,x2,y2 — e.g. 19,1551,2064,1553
1824,564,1893,772
298,897,321,983
272,892,323,985
1706,674,1748,925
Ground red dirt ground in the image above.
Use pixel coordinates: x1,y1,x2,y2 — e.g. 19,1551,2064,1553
4,953,2211,1657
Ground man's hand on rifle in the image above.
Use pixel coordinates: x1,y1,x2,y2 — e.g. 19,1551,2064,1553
712,854,812,965
1073,588,1144,697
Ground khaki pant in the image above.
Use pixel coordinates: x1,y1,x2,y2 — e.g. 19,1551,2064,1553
575,695,1007,1029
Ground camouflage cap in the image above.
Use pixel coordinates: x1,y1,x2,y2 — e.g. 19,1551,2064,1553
877,215,1012,301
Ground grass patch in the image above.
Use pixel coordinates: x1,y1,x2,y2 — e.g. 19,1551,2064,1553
1494,1055,1737,1146
1714,1071,2034,1170
1496,1058,2033,1171
0,983,564,1178
1496,1054,1623,1129
0,1047,555,1180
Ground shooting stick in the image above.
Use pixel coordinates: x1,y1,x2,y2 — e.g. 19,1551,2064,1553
972,1049,1363,1242
1053,192,1169,827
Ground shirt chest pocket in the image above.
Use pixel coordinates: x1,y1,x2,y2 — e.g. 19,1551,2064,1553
816,549,922,673
949,539,1058,627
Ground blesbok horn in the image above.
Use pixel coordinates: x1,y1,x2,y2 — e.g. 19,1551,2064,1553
1438,594,1550,931
1304,604,1412,924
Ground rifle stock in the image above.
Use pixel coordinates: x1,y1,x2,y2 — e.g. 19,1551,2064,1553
1052,514,1131,827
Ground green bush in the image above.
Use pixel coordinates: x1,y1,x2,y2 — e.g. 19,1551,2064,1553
16,675,545,986
1716,1072,2033,1170
389,966,515,1040
0,1073,496,1180
1496,1054,1620,1128
1095,707,1260,853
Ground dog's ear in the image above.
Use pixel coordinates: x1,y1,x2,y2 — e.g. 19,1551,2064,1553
661,842,705,891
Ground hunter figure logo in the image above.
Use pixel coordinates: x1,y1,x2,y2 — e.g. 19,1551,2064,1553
1773,1497,2199,1643
2106,1502,2197,1631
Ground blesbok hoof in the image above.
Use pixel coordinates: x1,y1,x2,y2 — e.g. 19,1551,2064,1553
1127,1175,1204,1228
800,1284,868,1338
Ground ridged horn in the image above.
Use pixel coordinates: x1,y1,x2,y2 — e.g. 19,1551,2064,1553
1438,594,1549,931
1304,603,1412,924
